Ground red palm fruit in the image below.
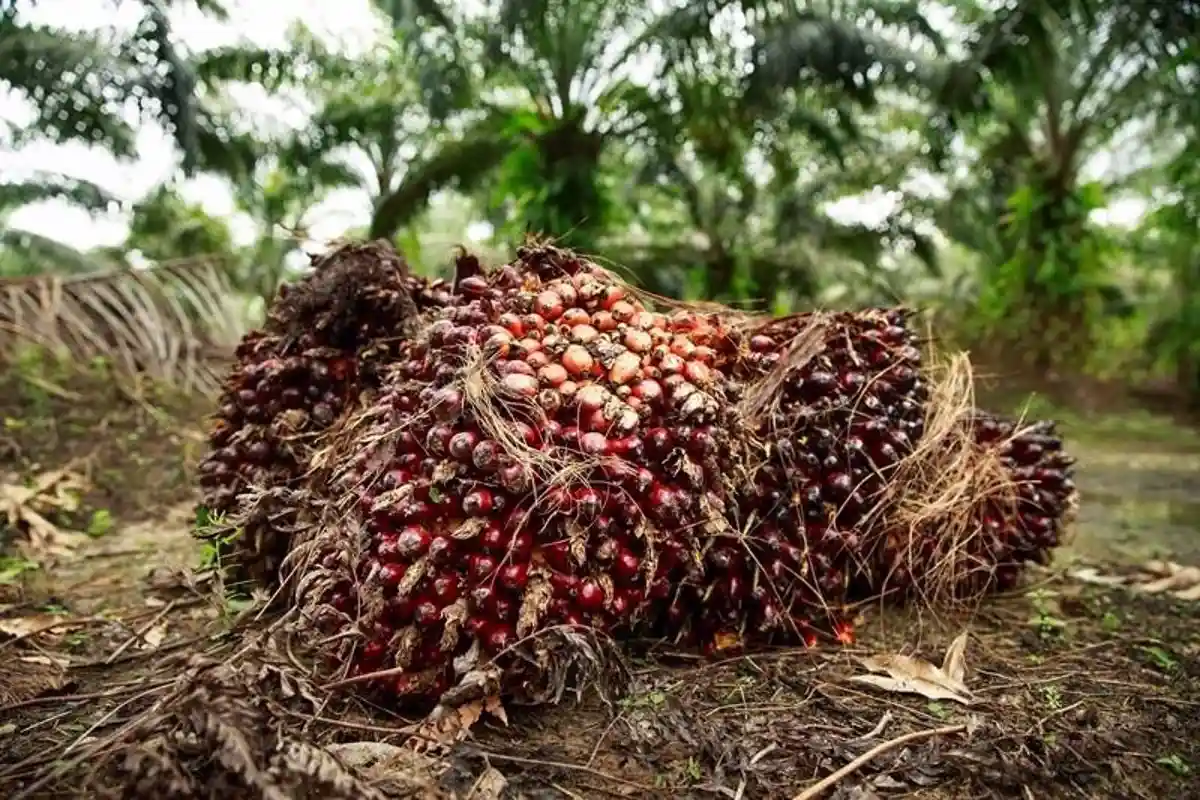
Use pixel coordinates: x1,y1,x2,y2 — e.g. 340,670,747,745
271,242,1075,711
310,243,765,706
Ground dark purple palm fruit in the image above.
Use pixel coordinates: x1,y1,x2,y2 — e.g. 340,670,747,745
867,409,1077,601
965,411,1077,590
710,309,928,647
196,241,441,587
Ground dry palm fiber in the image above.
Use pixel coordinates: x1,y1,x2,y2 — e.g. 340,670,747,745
197,239,1077,707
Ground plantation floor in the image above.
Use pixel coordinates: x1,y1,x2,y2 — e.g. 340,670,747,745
1,376,1198,799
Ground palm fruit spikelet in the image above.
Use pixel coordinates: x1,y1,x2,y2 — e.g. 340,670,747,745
197,241,446,586
861,358,1079,604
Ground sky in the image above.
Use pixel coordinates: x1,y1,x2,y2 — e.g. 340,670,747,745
0,0,1149,255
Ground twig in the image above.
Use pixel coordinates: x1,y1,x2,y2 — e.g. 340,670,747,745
852,711,894,742
105,600,176,663
791,724,967,800
0,679,173,713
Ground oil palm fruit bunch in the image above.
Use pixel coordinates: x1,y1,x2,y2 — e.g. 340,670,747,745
197,242,435,585
202,240,1078,708
862,406,1078,603
298,246,964,701
964,412,1077,589
300,243,779,700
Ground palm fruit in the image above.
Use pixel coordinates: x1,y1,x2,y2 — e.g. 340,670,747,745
671,310,926,648
967,412,1077,587
301,243,789,703
210,239,1080,709
197,242,431,586
867,408,1078,601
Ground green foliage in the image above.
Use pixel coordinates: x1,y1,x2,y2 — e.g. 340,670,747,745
127,187,237,264
3,0,1200,406
1,1,246,175
974,180,1117,366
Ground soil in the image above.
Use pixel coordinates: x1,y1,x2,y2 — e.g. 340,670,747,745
1,367,1198,799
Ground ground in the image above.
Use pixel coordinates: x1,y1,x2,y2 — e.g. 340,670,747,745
0,359,1198,799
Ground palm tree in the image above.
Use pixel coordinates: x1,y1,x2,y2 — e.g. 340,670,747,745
929,0,1194,364
362,0,949,249
0,0,251,174
610,32,942,305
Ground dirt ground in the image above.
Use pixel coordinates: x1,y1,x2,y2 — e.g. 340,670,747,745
1,365,1198,799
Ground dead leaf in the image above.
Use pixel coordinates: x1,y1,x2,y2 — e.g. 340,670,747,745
0,650,68,704
326,741,443,787
140,621,168,650
850,632,973,705
1071,562,1200,602
1068,567,1126,587
409,692,507,750
1137,561,1200,601
0,468,88,562
327,741,405,770
0,613,78,640
483,693,508,726
19,653,70,669
470,767,508,800
941,630,968,684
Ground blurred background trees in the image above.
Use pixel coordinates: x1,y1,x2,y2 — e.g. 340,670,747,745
1,0,1197,405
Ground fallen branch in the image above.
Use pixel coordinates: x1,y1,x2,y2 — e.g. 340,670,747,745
791,723,967,800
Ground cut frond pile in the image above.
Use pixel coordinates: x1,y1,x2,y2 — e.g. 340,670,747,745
0,256,247,397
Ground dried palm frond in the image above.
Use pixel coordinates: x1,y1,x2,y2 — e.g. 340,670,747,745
0,256,248,397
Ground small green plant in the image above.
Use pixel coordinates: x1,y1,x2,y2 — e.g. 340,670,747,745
1138,644,1178,673
1156,754,1191,777
194,506,242,570
926,700,950,719
1040,684,1064,710
1100,610,1121,632
0,556,38,585
620,689,667,710
86,509,114,538
1027,589,1068,638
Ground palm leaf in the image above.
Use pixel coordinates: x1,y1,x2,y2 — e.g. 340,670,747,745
745,9,940,111
0,22,137,154
368,118,515,239
0,176,119,214
373,0,459,34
